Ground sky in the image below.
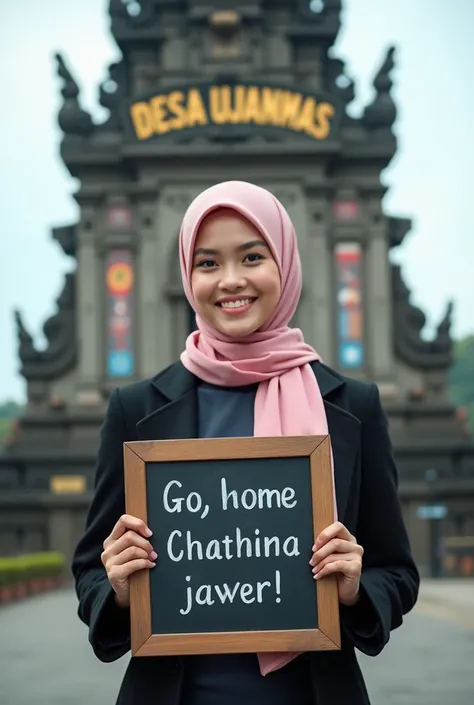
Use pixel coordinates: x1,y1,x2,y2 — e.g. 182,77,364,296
1,0,473,403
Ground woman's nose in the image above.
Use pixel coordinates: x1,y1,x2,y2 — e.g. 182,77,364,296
218,265,246,291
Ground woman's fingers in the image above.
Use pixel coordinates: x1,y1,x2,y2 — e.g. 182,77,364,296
313,521,354,551
104,514,152,550
108,545,156,567
109,529,154,556
108,557,155,584
101,529,156,570
101,515,155,609
313,555,362,580
310,537,363,566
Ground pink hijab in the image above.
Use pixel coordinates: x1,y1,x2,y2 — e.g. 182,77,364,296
179,181,331,675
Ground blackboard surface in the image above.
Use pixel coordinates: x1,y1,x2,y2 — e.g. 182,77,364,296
124,436,340,656
146,456,317,635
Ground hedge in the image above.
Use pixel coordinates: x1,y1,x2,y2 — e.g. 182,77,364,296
0,552,65,587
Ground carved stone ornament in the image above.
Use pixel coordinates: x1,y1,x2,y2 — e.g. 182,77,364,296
55,53,94,137
392,264,453,370
363,46,397,132
14,273,77,381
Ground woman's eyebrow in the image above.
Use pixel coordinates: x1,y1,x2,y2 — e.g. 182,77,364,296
194,240,267,257
238,239,268,251
194,247,218,256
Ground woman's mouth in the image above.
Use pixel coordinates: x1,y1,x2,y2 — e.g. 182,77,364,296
216,297,257,315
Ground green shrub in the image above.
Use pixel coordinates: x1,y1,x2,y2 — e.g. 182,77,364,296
0,552,65,586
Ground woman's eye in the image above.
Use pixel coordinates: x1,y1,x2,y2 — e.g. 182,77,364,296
196,259,216,269
244,253,264,264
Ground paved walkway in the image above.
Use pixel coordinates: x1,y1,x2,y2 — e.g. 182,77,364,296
359,578,474,705
0,579,473,705
414,578,474,628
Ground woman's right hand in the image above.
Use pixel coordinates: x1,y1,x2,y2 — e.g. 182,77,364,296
101,514,157,608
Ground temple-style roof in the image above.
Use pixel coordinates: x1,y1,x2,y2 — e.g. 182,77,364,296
54,0,398,173
392,264,453,370
15,273,77,382
12,0,454,382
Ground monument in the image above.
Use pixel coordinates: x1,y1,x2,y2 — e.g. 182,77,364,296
1,0,473,576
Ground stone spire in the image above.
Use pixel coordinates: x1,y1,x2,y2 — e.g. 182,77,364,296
14,274,77,382
392,266,453,370
363,46,397,132
55,53,94,137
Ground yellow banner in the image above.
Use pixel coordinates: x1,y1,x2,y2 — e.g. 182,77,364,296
50,475,86,495
128,84,336,142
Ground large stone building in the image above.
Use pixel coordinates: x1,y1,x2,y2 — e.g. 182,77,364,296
1,0,473,576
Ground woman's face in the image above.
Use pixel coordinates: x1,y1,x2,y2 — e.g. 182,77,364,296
191,208,281,338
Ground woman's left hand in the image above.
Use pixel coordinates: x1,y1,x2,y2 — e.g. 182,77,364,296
310,521,364,606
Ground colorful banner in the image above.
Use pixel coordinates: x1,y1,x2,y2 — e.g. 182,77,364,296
106,250,134,377
335,243,364,369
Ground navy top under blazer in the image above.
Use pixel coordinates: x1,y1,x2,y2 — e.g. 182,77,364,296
179,380,313,705
71,361,420,705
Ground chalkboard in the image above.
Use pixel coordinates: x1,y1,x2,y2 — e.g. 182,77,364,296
124,436,340,657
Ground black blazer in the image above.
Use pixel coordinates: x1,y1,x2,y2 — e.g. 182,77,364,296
71,361,419,705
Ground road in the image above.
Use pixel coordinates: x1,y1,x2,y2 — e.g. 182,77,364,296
1,581,473,705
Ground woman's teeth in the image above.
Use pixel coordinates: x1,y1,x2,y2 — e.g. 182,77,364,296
220,298,254,309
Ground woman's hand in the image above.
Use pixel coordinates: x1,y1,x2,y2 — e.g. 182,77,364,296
101,514,156,609
310,521,364,606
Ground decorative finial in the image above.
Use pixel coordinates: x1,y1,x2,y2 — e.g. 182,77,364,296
14,310,36,361
363,45,397,131
55,52,94,136
436,301,454,343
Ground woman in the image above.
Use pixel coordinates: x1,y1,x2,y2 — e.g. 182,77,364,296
72,181,419,705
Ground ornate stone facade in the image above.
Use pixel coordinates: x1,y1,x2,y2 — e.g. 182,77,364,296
1,0,473,576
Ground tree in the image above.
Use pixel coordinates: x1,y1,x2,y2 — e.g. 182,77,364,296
449,335,474,432
0,401,24,449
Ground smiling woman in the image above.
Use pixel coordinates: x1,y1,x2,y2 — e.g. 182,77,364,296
72,180,419,705
190,209,281,339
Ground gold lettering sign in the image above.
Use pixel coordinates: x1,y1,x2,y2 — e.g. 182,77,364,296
129,85,336,142
50,475,86,495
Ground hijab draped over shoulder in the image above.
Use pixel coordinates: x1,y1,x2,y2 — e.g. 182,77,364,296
179,180,334,674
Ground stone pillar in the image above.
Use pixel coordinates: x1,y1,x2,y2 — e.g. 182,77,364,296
48,507,75,569
154,189,192,370
137,198,161,379
75,207,102,402
304,190,333,362
365,220,394,381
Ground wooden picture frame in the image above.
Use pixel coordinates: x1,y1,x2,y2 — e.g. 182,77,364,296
124,435,340,656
